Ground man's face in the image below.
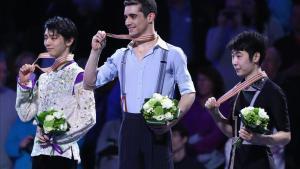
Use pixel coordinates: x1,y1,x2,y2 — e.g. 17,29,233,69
0,61,7,87
231,50,257,78
124,4,150,38
44,29,70,58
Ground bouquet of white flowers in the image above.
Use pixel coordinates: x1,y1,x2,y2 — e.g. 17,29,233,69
36,109,70,154
234,106,270,147
141,93,180,125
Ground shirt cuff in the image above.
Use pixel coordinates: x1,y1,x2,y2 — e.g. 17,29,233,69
17,74,36,90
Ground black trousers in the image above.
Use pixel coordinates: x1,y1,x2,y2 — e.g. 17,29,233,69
119,112,173,169
230,145,275,169
32,155,77,169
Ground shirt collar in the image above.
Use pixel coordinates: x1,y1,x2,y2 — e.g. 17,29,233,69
127,35,169,51
243,77,267,91
56,60,74,71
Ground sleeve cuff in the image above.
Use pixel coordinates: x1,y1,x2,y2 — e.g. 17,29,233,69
17,74,36,90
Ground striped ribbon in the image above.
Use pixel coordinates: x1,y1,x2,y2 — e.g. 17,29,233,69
217,71,267,105
32,53,74,73
106,33,156,44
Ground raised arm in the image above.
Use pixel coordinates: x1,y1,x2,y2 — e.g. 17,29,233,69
16,64,39,122
83,30,107,90
205,97,233,137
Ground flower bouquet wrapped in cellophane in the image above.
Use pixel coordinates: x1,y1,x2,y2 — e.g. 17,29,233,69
36,109,70,154
234,106,270,148
141,93,180,125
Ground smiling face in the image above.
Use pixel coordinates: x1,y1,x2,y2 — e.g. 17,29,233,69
232,50,260,79
124,4,155,38
44,29,73,58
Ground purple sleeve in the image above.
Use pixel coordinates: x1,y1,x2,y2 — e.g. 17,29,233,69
72,72,84,95
17,73,37,90
75,72,84,84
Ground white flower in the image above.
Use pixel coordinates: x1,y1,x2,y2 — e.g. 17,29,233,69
241,106,254,116
146,107,153,113
153,93,163,101
258,108,269,119
45,115,54,121
143,102,151,110
248,106,254,111
44,126,53,134
255,119,261,125
161,98,173,109
153,115,165,121
59,123,68,131
164,112,173,120
53,111,63,119
241,109,249,116
63,123,68,130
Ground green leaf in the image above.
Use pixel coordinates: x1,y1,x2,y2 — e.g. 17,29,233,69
153,106,163,116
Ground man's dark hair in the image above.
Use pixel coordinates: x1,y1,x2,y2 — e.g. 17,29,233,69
44,16,78,52
227,31,267,65
124,0,157,17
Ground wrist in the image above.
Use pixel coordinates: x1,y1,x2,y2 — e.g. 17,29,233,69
91,47,102,54
211,108,220,116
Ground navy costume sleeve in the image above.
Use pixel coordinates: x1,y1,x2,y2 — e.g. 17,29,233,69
263,81,290,132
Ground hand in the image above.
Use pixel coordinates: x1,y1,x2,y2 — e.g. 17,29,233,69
19,136,34,149
149,120,176,135
37,127,50,144
205,97,220,112
19,64,35,85
239,127,256,142
91,30,106,51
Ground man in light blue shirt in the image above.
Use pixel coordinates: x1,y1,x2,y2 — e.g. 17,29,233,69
84,0,195,169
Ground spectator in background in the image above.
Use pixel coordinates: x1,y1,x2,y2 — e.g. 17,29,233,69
5,118,36,169
205,2,249,90
4,51,36,169
12,52,37,88
94,80,122,169
167,0,193,61
0,52,17,169
105,81,122,121
172,123,206,169
273,2,300,73
181,66,230,169
206,0,284,90
240,0,284,45
95,119,121,169
261,47,281,81
267,0,292,33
